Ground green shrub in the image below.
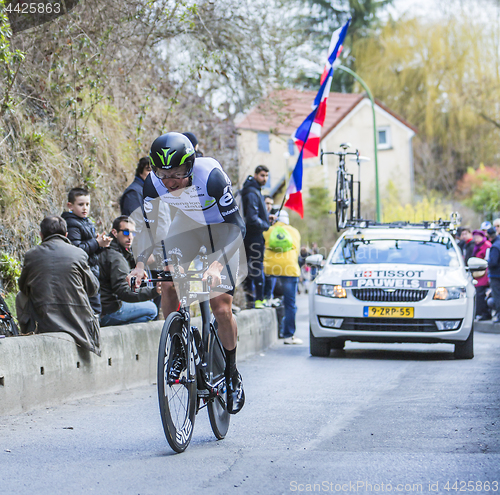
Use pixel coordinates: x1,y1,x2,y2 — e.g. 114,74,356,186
0,252,21,292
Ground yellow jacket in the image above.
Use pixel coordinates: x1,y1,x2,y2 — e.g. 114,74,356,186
263,222,301,277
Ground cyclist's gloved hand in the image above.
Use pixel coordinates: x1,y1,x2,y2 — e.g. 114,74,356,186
202,261,223,288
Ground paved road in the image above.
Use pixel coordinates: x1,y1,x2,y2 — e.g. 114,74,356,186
2,294,500,494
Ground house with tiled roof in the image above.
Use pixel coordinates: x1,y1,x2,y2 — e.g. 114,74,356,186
235,89,417,215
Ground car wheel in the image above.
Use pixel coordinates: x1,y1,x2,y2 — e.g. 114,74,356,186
454,326,474,360
331,339,345,350
309,328,331,357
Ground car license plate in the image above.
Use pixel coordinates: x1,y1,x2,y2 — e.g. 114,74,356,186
364,306,414,318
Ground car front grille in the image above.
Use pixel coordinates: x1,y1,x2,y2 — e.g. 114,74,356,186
352,289,428,302
340,317,449,332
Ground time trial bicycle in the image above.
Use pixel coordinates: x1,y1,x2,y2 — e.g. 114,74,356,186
321,143,360,231
131,253,229,453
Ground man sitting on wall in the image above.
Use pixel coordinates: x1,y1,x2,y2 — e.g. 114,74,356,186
16,215,101,354
99,215,159,326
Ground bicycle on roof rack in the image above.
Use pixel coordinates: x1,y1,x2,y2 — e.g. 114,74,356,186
321,143,367,232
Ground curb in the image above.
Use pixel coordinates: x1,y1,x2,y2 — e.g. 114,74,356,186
475,321,500,334
0,308,277,416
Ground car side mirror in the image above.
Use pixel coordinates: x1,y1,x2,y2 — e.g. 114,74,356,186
467,257,488,279
467,257,488,271
305,254,324,267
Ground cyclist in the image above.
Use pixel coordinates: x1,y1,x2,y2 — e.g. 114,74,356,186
128,132,246,414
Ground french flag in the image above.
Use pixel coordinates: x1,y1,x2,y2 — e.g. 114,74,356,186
285,19,350,218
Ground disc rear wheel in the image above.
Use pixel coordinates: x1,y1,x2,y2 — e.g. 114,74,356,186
157,313,197,453
207,320,230,439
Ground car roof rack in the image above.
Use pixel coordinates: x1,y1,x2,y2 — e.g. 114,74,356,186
345,213,461,233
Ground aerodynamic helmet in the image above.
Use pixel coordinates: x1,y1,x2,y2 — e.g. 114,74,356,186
149,132,196,178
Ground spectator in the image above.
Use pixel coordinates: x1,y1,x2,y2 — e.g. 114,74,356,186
62,187,111,314
16,216,101,354
183,131,203,157
488,226,500,323
241,165,273,309
120,157,152,217
310,242,320,280
263,195,274,213
472,229,492,321
493,218,500,236
263,195,275,300
99,215,159,326
263,209,302,344
298,245,311,295
459,227,474,263
487,227,497,245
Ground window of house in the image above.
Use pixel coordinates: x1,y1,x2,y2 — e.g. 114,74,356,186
288,139,295,156
258,132,270,153
377,126,392,150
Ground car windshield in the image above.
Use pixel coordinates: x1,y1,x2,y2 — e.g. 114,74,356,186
330,236,461,267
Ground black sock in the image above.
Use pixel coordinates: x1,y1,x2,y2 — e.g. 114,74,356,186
224,346,237,376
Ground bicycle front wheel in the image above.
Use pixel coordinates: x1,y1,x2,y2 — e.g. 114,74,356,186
157,312,197,453
207,319,230,439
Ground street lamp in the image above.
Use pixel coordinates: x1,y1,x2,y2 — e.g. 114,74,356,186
336,65,381,222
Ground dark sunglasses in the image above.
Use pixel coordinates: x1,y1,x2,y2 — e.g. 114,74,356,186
118,229,136,237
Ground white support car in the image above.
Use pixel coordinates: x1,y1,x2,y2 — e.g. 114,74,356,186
308,224,487,359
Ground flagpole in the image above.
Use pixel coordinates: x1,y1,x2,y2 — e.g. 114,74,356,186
336,65,381,223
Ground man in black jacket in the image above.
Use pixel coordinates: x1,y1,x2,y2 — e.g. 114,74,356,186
241,165,274,308
99,215,159,326
120,157,152,217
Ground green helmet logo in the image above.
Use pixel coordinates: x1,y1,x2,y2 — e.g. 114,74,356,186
155,147,177,168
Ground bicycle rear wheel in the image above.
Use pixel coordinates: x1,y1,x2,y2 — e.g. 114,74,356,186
207,319,230,439
335,169,351,230
157,312,197,453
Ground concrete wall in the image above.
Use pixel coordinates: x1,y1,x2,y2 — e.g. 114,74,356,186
0,308,277,416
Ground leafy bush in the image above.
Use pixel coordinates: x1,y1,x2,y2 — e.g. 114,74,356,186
0,252,21,292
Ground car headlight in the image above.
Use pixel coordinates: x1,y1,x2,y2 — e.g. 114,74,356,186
433,287,466,300
316,284,347,298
